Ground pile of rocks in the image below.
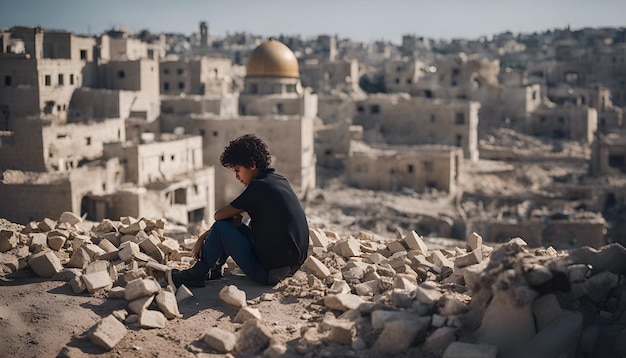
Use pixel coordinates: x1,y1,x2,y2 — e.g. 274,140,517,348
1,213,625,357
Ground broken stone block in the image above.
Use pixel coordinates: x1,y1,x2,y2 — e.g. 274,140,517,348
0,230,19,252
264,344,288,358
332,237,362,258
219,285,247,308
22,221,40,234
139,235,165,263
403,231,428,254
85,260,110,274
431,250,454,270
89,315,128,350
467,232,483,252
58,211,82,226
112,309,128,322
424,326,457,352
235,319,274,355
97,239,119,261
52,267,83,282
373,316,430,355
69,275,86,293
28,250,63,277
386,240,407,254
120,221,146,235
443,342,497,358
532,294,562,331
29,233,48,252
301,256,331,279
326,319,355,345
355,280,379,296
157,238,179,254
175,284,193,302
125,278,161,301
517,310,582,358
156,290,181,319
324,293,364,311
47,235,66,251
439,296,468,316
71,235,92,251
567,243,626,275
476,290,536,350
309,228,330,248
125,314,139,325
0,252,19,273
394,275,417,291
128,295,155,314
66,246,91,269
118,241,140,262
37,218,57,232
138,310,166,329
82,244,106,261
203,327,236,353
108,286,126,299
414,283,443,305
454,248,482,268
234,306,262,323
82,270,113,293
342,266,365,280
328,279,351,294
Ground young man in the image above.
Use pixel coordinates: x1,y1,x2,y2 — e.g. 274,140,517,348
172,134,309,287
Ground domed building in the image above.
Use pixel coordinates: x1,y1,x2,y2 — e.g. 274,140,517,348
183,38,317,208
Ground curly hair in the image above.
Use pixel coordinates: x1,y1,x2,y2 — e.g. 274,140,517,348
220,134,271,170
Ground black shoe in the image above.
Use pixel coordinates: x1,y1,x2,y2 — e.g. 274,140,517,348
207,264,225,281
172,267,207,288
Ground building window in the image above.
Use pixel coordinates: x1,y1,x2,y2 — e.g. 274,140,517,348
147,49,154,59
86,137,91,145
370,105,380,114
163,68,169,75
407,79,412,84
357,104,364,113
240,105,246,115
4,76,10,86
199,129,205,137
160,155,165,162
58,74,64,85
69,74,74,85
80,50,87,60
275,103,284,114
558,117,565,124
395,78,400,84
178,82,184,89
540,116,546,123
286,84,296,93
171,155,175,160
163,82,169,91
212,131,218,137
250,83,258,94
45,75,51,86
118,70,125,78
407,164,414,173
455,112,465,125
456,134,462,147
177,68,184,75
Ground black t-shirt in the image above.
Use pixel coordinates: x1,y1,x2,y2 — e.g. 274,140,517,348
230,168,309,269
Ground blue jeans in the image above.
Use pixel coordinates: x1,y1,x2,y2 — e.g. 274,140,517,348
198,219,270,284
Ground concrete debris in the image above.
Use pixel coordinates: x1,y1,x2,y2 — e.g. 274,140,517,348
203,327,236,353
1,214,625,357
219,285,247,308
89,315,128,350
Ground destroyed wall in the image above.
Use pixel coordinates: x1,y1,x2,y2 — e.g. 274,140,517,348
67,88,128,121
591,133,626,175
314,120,352,169
108,36,149,61
316,93,359,125
299,59,362,95
346,143,461,193
529,105,597,143
191,116,315,208
353,94,479,162
382,58,426,95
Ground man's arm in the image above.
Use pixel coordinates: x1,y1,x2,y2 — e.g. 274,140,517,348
214,204,244,221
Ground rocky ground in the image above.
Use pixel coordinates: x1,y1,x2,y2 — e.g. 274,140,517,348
1,129,625,357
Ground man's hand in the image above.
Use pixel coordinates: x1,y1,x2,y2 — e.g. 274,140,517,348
232,214,242,227
192,231,209,260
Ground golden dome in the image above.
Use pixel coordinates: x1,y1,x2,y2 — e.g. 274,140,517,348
246,39,299,78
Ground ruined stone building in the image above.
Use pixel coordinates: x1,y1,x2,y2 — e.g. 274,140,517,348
0,26,214,226
346,141,462,194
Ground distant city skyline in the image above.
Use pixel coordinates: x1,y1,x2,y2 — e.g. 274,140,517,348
1,0,625,44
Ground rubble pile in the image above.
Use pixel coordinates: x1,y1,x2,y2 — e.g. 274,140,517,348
1,213,626,357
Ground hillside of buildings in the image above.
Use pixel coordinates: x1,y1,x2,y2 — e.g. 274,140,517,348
0,21,626,357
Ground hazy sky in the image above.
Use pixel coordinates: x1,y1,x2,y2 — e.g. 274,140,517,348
1,0,624,43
